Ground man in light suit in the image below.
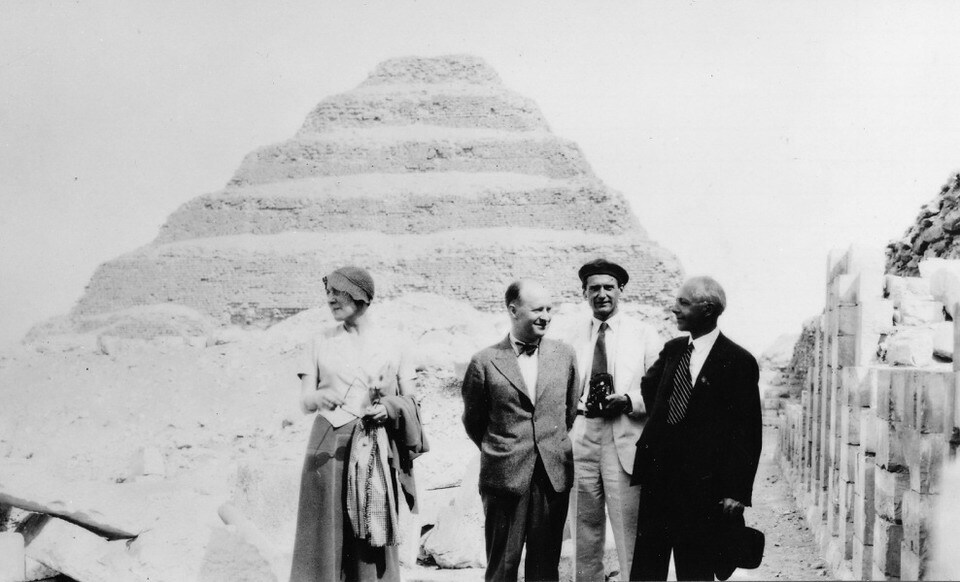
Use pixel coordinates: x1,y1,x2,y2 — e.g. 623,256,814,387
461,280,580,582
630,276,762,581
560,259,662,581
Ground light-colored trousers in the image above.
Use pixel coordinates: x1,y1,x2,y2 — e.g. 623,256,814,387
569,415,640,582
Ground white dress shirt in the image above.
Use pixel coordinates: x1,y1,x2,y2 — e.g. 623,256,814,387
509,333,539,404
688,326,721,383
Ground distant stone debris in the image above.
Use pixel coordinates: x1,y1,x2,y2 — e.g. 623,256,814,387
887,171,960,275
37,54,683,336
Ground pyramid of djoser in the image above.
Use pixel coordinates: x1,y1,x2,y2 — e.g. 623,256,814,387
69,55,683,328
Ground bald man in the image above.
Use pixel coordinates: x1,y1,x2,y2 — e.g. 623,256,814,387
630,277,762,581
461,280,581,582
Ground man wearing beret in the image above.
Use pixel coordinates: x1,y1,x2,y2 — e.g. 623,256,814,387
557,259,663,581
629,276,762,581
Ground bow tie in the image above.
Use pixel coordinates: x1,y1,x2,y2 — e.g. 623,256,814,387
515,341,539,357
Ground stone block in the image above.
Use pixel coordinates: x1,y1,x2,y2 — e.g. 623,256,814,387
886,274,934,307
901,489,935,557
886,329,934,367
855,451,876,503
901,545,924,582
894,371,917,428
832,273,859,306
860,413,877,454
915,370,954,434
919,258,960,312
854,489,875,543
873,516,904,578
841,365,873,408
876,420,907,471
872,368,896,421
421,455,485,568
839,442,858,482
0,532,24,582
839,332,881,367
899,297,946,326
25,555,59,581
910,434,948,494
932,321,954,360
837,480,855,559
852,534,872,580
839,300,895,336
875,468,910,522
23,515,141,581
841,405,861,445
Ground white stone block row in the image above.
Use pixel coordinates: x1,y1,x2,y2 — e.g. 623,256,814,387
885,328,935,367
838,300,895,336
886,274,934,307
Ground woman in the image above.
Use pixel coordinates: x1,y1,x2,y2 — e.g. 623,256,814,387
290,266,422,582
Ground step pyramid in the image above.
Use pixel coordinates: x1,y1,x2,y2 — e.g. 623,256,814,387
70,55,683,327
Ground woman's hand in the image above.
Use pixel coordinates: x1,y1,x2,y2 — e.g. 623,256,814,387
308,388,344,411
364,403,387,424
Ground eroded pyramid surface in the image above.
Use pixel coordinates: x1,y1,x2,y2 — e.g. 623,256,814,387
66,55,683,328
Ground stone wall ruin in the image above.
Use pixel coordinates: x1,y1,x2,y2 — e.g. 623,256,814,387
778,245,960,580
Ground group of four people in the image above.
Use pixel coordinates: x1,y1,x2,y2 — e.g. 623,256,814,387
290,260,762,582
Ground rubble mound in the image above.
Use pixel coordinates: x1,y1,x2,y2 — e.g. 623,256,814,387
41,54,681,336
887,171,960,275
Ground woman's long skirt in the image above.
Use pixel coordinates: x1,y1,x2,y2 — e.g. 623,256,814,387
289,415,400,582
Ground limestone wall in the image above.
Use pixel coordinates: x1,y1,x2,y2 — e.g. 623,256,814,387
778,245,959,580
75,229,680,325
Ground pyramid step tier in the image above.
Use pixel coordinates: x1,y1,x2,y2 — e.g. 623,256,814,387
157,173,642,243
230,130,594,187
74,229,683,325
360,55,504,87
298,87,548,134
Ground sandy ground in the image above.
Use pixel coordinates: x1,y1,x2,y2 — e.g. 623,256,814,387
403,419,829,582
0,317,826,581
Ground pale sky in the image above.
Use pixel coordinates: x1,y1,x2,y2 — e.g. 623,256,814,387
3,1,960,354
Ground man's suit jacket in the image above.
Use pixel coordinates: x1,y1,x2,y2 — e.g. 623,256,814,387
461,336,581,497
631,332,762,533
563,314,661,473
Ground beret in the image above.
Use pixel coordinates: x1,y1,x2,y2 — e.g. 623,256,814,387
578,258,629,287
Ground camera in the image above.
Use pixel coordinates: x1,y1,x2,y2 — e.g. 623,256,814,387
585,372,615,418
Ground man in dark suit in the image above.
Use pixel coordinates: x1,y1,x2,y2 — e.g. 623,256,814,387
462,279,580,582
629,277,762,581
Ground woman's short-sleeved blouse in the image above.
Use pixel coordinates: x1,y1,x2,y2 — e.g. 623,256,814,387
299,322,415,428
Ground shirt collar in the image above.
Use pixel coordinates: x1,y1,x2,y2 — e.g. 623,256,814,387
688,326,720,354
592,311,621,334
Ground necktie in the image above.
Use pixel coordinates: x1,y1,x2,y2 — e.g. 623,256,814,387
667,343,695,425
591,322,608,377
515,341,538,357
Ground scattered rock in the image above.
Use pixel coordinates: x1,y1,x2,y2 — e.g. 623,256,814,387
23,515,141,582
421,455,485,568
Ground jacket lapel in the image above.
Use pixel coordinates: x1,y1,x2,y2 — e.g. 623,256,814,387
490,335,532,403
685,332,730,412
534,339,556,403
